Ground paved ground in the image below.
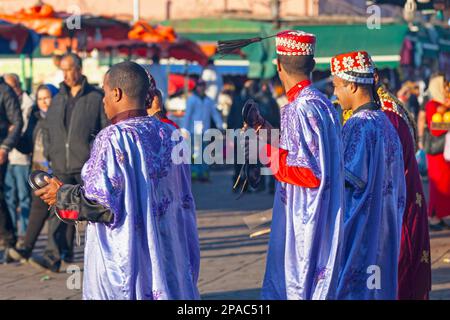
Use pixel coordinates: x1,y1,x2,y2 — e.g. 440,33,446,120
0,169,449,300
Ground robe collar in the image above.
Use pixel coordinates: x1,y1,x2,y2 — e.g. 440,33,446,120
286,79,312,103
111,109,147,124
353,101,379,115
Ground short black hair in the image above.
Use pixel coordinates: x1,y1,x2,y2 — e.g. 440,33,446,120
278,55,315,76
106,61,150,103
61,53,82,69
342,78,373,93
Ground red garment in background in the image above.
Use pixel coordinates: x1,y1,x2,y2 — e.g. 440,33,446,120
425,100,450,219
384,110,431,300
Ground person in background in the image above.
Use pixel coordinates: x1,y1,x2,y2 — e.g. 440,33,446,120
373,69,431,300
273,83,288,109
424,74,450,230
0,75,23,261
29,53,108,272
2,74,34,243
6,84,58,262
226,81,246,192
254,80,280,194
201,59,223,103
182,80,224,182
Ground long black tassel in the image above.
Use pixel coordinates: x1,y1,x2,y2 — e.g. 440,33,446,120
217,34,276,55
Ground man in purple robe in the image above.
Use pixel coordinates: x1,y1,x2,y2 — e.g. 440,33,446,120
36,61,200,300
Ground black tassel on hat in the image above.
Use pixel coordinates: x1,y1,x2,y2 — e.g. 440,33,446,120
217,34,276,55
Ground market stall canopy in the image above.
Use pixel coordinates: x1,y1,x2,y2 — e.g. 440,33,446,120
0,3,129,55
0,3,129,38
87,21,208,65
0,20,40,54
292,24,410,70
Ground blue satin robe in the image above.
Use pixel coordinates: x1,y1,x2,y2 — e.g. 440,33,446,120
337,109,406,300
262,86,345,300
80,116,200,300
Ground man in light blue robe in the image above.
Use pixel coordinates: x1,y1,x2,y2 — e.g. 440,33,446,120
330,51,406,299
246,30,345,300
36,61,200,300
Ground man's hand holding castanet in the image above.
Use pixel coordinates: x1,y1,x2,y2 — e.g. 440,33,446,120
35,176,64,206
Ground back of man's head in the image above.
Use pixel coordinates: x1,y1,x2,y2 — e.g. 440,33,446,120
107,61,150,105
278,55,315,77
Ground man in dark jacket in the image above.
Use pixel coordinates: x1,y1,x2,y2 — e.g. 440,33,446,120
0,76,23,260
29,53,108,272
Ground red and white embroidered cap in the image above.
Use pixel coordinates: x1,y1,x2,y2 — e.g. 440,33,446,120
276,30,316,56
330,51,375,84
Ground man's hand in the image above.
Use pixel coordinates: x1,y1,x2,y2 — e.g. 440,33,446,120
34,177,64,206
0,149,8,165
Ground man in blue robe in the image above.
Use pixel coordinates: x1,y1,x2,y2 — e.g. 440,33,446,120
36,61,200,300
330,51,406,299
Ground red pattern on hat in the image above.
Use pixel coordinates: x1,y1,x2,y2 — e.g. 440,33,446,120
331,51,374,75
276,30,316,56
330,51,375,84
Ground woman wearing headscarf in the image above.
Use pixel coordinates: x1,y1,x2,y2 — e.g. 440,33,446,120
424,74,450,230
7,84,58,262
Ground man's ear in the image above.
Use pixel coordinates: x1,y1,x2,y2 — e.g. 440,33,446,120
350,82,358,94
113,88,123,102
276,58,282,73
310,58,316,73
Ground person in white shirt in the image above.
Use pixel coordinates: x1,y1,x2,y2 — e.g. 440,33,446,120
182,80,224,182
201,59,223,103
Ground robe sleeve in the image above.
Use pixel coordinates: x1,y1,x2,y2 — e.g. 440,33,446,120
55,184,114,223
342,118,371,191
81,129,126,228
279,102,322,179
261,143,320,188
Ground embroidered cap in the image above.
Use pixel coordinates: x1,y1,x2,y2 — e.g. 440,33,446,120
276,30,316,56
330,51,374,84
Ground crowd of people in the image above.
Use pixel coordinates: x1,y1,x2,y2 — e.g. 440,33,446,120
0,28,448,300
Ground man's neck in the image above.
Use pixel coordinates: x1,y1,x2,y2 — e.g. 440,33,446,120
283,74,310,93
70,84,82,97
351,95,374,112
111,107,147,124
